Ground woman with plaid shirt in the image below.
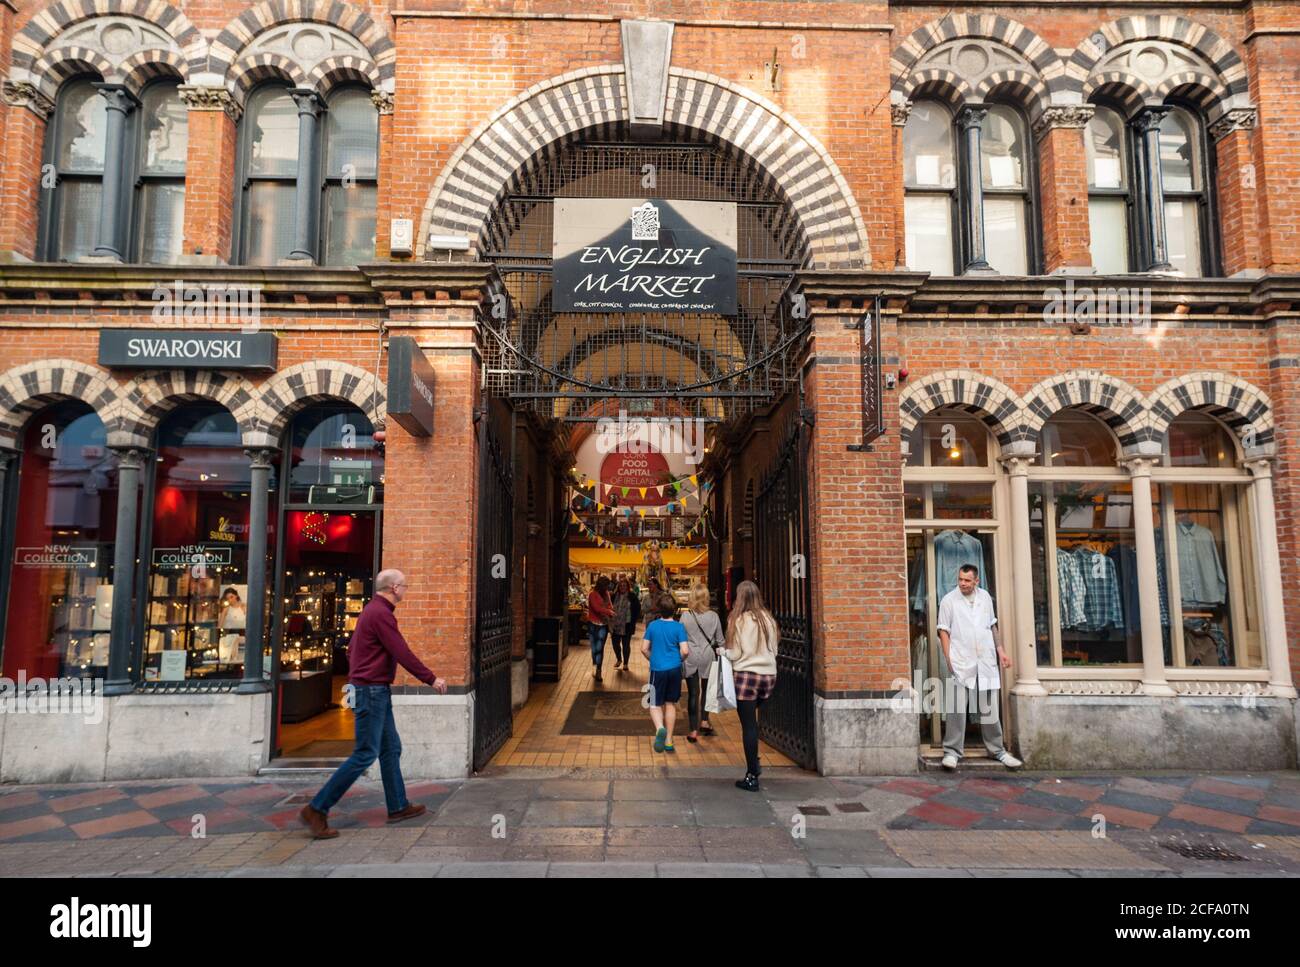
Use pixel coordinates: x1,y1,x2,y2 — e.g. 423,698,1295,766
724,581,779,792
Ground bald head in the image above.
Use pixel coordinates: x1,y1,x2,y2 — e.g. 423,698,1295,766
375,569,407,604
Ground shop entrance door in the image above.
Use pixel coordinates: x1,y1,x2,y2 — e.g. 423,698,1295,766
273,511,380,757
906,526,1007,752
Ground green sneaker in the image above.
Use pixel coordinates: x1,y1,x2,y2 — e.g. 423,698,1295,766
653,727,667,752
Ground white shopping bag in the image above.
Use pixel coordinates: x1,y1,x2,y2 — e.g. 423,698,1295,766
705,663,721,714
709,652,737,712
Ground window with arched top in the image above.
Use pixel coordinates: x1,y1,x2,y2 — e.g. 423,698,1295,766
39,77,187,264
322,86,378,266
239,84,299,265
1086,106,1132,274
980,105,1031,275
1158,108,1208,277
903,101,957,276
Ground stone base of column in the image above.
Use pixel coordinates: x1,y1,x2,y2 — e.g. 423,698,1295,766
382,690,473,778
814,696,919,775
1011,692,1297,770
79,253,124,264
511,657,530,710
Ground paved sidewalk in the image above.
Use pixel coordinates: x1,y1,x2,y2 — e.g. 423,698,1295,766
2,768,1298,877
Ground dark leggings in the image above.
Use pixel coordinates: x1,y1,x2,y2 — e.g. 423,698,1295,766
611,629,632,665
737,697,766,775
685,673,712,733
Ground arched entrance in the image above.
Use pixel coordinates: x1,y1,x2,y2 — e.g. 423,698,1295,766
427,71,869,771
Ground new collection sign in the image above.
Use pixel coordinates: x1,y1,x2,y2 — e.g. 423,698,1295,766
552,198,737,315
98,330,278,370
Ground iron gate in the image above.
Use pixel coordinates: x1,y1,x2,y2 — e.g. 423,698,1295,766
753,415,816,769
473,411,514,770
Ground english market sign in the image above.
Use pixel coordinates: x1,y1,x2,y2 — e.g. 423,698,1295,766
98,330,278,371
552,198,737,315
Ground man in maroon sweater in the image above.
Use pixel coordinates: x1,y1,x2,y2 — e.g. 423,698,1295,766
300,568,447,839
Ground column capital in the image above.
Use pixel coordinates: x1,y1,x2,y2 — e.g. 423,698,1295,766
1,80,54,120
1032,104,1095,142
1121,454,1161,477
290,88,323,118
1132,105,1172,134
178,84,242,122
1209,107,1257,142
109,446,151,472
244,446,279,471
890,99,913,128
93,83,138,116
997,453,1034,475
1242,455,1276,480
370,89,394,115
956,104,988,131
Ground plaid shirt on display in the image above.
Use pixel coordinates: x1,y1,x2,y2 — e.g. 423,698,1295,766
1056,548,1087,630
1075,548,1125,631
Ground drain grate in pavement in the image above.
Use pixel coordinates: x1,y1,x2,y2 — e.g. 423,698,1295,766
835,802,870,813
1161,841,1246,862
797,805,831,816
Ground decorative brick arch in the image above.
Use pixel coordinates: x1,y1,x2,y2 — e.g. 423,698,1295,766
898,369,1024,447
259,361,386,440
418,65,870,269
0,360,119,450
1066,17,1250,120
11,2,205,94
1022,371,1147,451
1148,373,1273,451
113,370,262,446
209,0,394,98
227,51,307,98
890,14,1065,113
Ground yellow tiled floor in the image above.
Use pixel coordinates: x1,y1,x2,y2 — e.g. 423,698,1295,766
491,628,796,769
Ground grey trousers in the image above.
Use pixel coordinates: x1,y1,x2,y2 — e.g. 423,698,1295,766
942,683,1006,759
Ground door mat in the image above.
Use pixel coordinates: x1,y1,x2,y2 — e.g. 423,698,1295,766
560,689,689,736
283,740,356,757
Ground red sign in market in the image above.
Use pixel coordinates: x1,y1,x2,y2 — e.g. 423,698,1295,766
599,450,671,507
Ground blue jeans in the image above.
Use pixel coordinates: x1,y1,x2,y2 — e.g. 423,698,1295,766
589,622,609,667
310,684,408,815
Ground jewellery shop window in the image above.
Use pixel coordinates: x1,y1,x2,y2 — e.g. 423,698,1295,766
142,405,277,682
286,404,382,505
1030,412,1145,667
1156,413,1261,668
2,403,135,680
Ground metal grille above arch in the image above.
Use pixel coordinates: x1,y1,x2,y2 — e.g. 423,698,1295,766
480,127,809,425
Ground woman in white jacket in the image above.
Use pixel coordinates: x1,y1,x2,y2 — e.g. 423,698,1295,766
724,580,779,791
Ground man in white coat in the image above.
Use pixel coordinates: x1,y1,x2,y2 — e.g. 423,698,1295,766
936,564,1022,771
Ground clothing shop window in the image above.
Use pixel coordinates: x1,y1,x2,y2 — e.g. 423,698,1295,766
903,101,957,276
238,84,299,266
141,405,277,681
132,81,188,263
1155,414,1260,668
1086,106,1131,274
1159,109,1208,278
1028,411,1144,666
1,403,133,679
321,87,378,266
980,106,1031,276
40,79,108,262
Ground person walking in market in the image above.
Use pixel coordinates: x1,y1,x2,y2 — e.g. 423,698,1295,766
641,595,690,753
725,580,779,792
680,583,722,743
937,564,1022,771
299,568,447,839
587,575,616,681
610,576,637,671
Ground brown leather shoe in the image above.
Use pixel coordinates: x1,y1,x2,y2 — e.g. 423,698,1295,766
386,802,427,824
299,804,339,839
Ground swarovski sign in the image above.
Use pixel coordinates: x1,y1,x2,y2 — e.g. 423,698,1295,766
553,197,737,315
99,330,278,370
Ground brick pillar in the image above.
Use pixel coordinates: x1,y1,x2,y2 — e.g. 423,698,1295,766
1265,318,1300,687
1248,32,1300,273
373,90,394,259
0,90,52,260
1211,112,1263,276
890,100,911,270
803,287,913,774
178,87,239,263
1034,107,1094,273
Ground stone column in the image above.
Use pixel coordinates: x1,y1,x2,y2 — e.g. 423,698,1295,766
1032,105,1095,273
105,447,147,695
1245,456,1297,697
1000,448,1044,694
1133,107,1173,272
1124,455,1174,695
956,105,991,272
90,84,138,261
287,89,322,263
238,447,277,692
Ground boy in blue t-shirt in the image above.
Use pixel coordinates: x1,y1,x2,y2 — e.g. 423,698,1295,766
640,597,689,753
